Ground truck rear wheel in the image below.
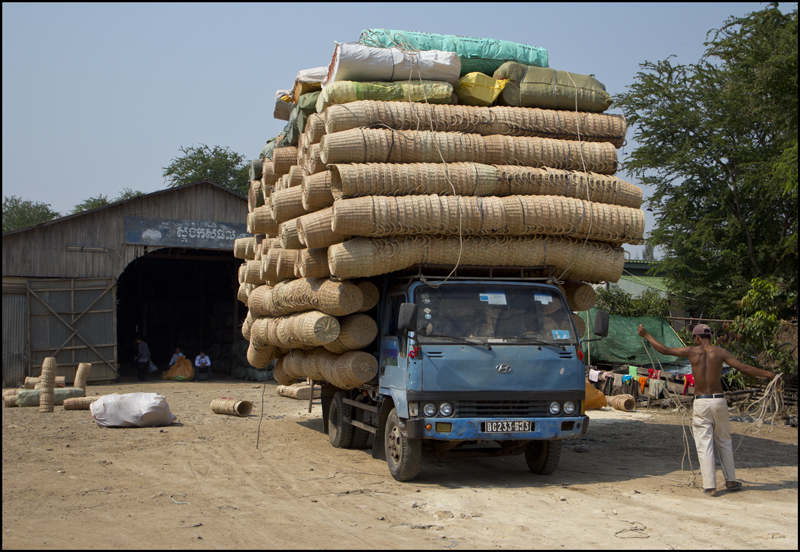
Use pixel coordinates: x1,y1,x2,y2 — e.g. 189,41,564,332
525,440,561,475
385,408,422,481
329,392,353,449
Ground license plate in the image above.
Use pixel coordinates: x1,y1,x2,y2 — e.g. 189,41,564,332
484,420,532,433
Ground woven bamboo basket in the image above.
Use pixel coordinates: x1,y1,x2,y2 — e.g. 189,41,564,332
278,219,304,250
4,393,19,408
302,171,334,211
272,310,341,349
322,350,379,390
560,280,597,311
273,146,298,176
281,349,329,380
271,186,308,224
245,239,256,260
261,245,284,282
237,282,249,304
250,205,279,235
323,314,378,354
296,207,351,249
246,341,277,369
41,357,57,386
322,101,627,147
24,376,66,389
238,263,247,285
39,390,54,412
330,163,640,208
273,357,298,385
248,317,270,348
276,249,299,279
243,260,265,285
63,396,98,410
296,248,332,279
252,278,363,318
572,313,586,338
306,113,327,145
275,174,289,192
607,394,636,412
211,398,253,417
330,162,499,200
234,237,251,260
277,383,320,401
495,166,641,208
74,363,91,391
303,144,326,176
483,135,617,174
262,159,279,187
241,312,253,341
355,281,380,313
320,128,488,166
330,195,644,246
328,235,626,283
288,165,305,188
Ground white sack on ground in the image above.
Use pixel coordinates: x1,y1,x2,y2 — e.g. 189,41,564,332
90,393,177,428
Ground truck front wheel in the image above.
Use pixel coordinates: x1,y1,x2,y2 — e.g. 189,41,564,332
385,408,422,481
525,440,561,475
329,392,353,449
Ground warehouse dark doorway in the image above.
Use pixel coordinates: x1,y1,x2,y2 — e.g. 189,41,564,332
116,248,246,379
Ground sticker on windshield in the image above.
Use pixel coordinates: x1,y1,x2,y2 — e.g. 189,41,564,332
535,293,553,304
423,308,431,314
479,291,507,305
552,330,571,340
424,313,432,319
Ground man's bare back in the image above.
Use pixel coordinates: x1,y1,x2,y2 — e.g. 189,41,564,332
637,324,774,394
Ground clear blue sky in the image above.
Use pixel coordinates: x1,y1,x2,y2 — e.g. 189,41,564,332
2,2,787,259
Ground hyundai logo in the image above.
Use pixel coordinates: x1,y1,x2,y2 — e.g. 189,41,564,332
495,364,512,373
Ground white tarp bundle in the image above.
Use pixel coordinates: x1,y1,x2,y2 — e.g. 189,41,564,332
90,393,177,428
326,42,461,86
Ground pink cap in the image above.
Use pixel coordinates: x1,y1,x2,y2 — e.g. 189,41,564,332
692,323,712,337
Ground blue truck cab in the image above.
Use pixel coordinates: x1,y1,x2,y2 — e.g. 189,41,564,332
321,266,606,481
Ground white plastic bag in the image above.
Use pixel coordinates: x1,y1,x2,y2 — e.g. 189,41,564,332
148,360,158,373
326,42,461,86
90,393,177,428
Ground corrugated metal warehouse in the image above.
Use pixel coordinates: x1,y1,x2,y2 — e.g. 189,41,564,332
2,181,250,387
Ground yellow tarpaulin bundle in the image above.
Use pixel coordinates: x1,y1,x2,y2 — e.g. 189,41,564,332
164,358,194,381
585,379,607,410
454,72,507,106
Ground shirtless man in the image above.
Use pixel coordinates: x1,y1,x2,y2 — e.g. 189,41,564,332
637,323,775,496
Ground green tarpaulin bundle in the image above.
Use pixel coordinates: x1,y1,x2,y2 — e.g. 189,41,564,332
580,307,684,366
494,62,613,113
358,28,548,76
15,387,86,407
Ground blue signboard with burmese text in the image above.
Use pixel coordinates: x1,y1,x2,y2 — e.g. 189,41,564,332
124,216,250,251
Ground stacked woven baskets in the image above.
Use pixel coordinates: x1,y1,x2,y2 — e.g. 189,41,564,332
235,33,645,387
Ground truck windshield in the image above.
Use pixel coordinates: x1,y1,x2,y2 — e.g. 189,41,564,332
414,284,576,344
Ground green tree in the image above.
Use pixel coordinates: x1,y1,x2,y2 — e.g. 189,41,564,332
162,144,249,196
724,278,797,385
71,194,110,214
595,286,671,318
614,3,798,319
2,195,60,233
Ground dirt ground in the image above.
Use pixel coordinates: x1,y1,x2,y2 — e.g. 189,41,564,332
2,375,797,550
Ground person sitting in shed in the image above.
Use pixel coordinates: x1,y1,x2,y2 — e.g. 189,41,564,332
164,347,194,381
194,350,212,382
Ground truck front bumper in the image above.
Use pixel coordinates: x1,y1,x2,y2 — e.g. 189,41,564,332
406,416,589,440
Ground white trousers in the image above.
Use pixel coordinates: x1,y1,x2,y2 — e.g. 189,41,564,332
692,397,735,489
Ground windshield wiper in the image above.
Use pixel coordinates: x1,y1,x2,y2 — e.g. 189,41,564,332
501,337,571,350
425,334,492,350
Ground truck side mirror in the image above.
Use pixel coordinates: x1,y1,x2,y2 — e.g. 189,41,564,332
593,311,609,337
398,303,418,332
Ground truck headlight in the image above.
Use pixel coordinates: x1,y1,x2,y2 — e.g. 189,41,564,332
439,403,453,417
563,401,576,415
423,403,438,417
549,401,561,415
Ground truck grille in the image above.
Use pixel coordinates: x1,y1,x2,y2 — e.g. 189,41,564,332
456,400,549,418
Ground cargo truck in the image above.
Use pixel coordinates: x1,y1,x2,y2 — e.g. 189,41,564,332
320,265,609,481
